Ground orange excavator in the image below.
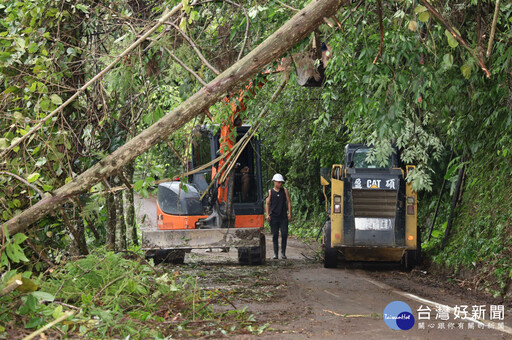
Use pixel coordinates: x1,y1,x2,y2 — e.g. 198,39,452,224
142,44,330,265
142,82,268,265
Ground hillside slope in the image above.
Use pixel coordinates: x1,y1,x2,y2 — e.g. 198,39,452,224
424,149,512,299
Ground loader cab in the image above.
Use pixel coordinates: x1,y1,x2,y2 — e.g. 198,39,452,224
344,144,399,169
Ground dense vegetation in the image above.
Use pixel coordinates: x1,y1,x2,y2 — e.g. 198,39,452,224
1,0,511,337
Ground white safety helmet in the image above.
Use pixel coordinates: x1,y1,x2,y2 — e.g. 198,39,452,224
272,173,285,182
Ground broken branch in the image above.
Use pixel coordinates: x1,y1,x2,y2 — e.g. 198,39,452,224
372,0,384,64
486,0,501,58
167,22,220,75
419,0,491,78
0,4,184,160
0,171,44,198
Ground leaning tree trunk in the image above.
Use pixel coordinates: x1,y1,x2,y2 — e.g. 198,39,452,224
1,0,347,238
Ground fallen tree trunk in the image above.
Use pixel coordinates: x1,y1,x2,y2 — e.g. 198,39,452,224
2,0,346,237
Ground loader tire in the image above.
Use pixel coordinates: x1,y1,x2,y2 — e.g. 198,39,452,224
238,233,266,266
401,250,414,271
416,226,422,265
401,227,422,271
323,221,338,268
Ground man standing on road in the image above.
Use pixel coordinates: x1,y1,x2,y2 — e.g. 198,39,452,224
265,174,292,259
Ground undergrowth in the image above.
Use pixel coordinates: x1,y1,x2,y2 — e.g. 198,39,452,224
0,248,268,339
422,150,512,298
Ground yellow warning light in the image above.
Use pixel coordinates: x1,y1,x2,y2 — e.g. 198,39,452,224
407,235,414,241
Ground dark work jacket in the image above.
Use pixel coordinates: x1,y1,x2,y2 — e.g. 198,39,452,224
269,188,287,219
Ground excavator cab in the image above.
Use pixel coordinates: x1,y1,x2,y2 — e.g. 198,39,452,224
189,125,263,214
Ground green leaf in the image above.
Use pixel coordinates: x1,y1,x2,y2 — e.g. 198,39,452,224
1,252,9,267
35,157,47,167
188,11,199,24
460,63,471,79
179,17,187,31
50,94,63,105
98,310,113,322
27,172,40,183
0,138,8,150
40,98,51,112
32,291,55,302
13,233,27,245
414,5,427,13
75,4,89,13
442,53,453,68
29,82,37,92
133,180,144,191
408,20,417,31
28,42,39,54
6,244,29,263
418,11,430,23
431,230,442,238
25,317,44,329
182,0,191,13
25,294,38,313
52,305,63,319
81,294,93,305
444,29,459,48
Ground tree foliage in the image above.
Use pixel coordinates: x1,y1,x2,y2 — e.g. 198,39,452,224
0,0,511,328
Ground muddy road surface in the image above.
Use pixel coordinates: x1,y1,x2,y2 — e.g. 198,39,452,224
135,195,511,339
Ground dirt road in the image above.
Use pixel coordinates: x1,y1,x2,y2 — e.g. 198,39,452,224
135,195,511,339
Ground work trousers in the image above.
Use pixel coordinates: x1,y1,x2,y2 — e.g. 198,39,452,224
270,217,288,256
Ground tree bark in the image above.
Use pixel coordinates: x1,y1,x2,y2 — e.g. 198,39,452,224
124,163,137,246
106,184,117,251
1,0,346,238
59,208,89,255
116,187,127,250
